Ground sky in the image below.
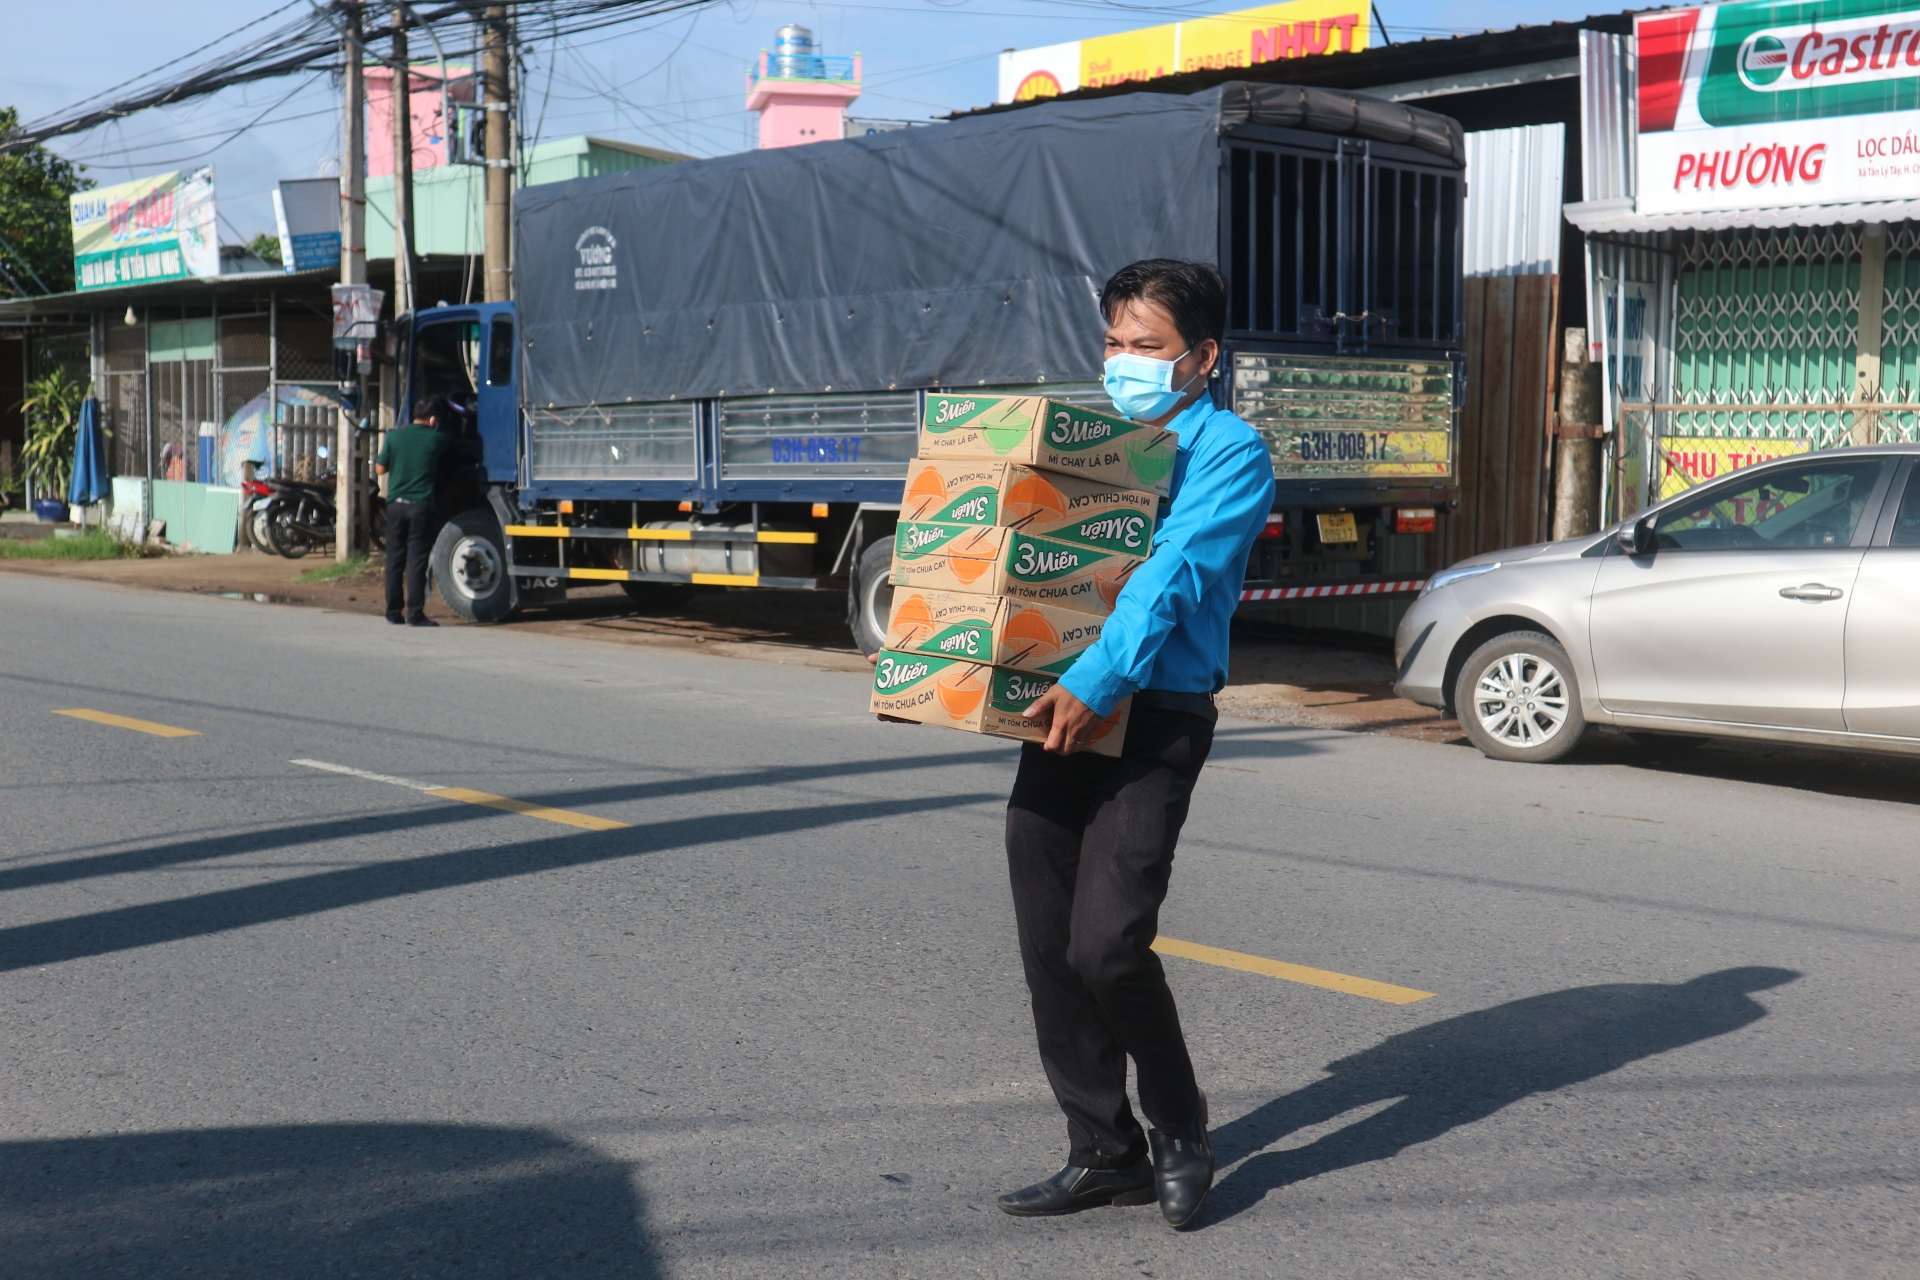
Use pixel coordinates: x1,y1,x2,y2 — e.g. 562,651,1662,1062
4,0,1616,247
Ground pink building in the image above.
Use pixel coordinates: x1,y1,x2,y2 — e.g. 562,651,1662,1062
365,64,476,177
746,25,861,149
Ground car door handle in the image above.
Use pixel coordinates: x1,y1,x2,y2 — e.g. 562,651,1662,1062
1779,584,1845,601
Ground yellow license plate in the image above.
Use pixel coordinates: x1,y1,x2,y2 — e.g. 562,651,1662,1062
1316,512,1358,545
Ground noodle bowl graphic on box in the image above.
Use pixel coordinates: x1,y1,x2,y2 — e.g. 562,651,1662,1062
868,649,1129,755
918,395,1179,495
902,458,1158,554
884,589,1107,674
890,522,1144,615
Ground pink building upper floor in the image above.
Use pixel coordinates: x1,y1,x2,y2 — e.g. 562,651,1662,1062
746,52,861,149
365,65,476,178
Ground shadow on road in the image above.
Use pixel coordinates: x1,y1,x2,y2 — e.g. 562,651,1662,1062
1199,966,1799,1228
0,789,998,972
1560,732,1920,808
0,746,1014,895
0,1122,657,1279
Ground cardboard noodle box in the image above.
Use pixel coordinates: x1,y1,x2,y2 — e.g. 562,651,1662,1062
869,649,1130,757
884,589,1106,675
902,458,1158,555
890,522,1145,616
919,394,1180,496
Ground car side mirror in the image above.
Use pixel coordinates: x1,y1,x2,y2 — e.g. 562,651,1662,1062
1616,515,1656,556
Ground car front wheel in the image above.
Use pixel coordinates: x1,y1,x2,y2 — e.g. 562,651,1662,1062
1454,630,1587,763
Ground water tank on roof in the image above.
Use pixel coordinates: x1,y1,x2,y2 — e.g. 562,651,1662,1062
773,24,815,78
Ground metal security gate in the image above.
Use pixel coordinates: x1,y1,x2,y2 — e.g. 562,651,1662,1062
1669,225,1861,447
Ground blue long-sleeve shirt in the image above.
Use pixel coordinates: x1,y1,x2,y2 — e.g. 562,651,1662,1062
1059,396,1276,717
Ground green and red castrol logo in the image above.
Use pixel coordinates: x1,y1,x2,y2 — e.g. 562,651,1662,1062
1642,1,1920,138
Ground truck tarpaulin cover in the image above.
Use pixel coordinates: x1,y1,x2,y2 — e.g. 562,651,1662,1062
513,82,1461,406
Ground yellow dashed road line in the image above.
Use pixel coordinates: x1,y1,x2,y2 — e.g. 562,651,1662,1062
53,708,200,738
1153,935,1435,1004
291,759,629,831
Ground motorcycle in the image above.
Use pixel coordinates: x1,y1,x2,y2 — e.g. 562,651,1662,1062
239,478,274,551
258,476,386,559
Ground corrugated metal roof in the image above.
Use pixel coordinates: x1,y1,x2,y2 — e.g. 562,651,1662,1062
1464,123,1566,276
1566,196,1920,233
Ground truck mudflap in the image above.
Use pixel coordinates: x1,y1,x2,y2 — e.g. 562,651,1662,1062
503,523,821,590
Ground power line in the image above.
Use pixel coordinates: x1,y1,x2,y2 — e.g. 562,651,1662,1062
5,0,734,154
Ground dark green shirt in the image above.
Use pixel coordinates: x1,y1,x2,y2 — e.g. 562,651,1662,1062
376,424,449,506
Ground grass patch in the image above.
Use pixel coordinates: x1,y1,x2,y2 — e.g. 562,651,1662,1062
0,529,142,561
292,554,371,584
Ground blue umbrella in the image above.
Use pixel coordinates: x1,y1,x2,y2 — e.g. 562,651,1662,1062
69,396,109,520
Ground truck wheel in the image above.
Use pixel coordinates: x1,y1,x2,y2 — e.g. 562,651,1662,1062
847,538,894,657
619,581,697,609
433,507,515,623
1454,630,1587,764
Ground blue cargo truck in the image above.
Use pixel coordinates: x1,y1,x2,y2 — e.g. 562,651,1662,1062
399,81,1465,649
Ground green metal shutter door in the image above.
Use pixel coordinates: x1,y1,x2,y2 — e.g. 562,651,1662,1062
1672,226,1859,448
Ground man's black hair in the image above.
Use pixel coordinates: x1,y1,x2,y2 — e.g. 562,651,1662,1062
1100,259,1228,348
413,394,451,425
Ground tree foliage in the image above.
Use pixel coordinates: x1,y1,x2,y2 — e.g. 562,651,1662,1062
0,106,92,298
248,232,283,265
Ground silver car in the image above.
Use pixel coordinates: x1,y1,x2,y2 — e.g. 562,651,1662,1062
1394,443,1920,763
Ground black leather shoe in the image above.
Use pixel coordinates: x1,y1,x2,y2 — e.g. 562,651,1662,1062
996,1160,1156,1216
1148,1091,1213,1229
407,616,439,627
386,614,406,625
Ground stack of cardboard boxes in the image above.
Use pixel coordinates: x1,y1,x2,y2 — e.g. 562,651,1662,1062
869,394,1179,757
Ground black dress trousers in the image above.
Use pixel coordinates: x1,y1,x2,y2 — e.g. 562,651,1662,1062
384,500,439,621
1004,704,1215,1170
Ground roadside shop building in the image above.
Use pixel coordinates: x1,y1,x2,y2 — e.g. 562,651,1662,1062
1565,0,1920,518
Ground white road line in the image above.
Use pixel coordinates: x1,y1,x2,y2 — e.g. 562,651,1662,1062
291,758,443,792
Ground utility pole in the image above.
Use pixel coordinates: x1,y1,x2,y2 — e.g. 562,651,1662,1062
337,0,367,563
391,3,415,317
481,4,511,302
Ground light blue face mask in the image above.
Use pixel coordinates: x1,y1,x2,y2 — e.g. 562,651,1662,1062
1102,348,1200,421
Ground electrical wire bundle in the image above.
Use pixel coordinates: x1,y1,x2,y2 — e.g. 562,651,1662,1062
3,0,726,154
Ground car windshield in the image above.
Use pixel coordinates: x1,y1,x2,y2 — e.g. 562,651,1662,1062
1652,458,1883,550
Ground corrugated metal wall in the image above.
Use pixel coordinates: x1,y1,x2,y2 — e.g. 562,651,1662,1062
1463,125,1566,277
1579,30,1636,204
1445,124,1567,562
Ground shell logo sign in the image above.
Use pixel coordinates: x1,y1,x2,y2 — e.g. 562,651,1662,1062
995,0,1367,105
1014,70,1063,101
1638,0,1920,216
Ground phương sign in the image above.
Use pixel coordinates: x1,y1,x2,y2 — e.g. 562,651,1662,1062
70,167,219,290
996,0,1366,104
1638,0,1920,216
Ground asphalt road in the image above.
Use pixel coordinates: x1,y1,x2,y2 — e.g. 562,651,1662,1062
2,574,1914,1279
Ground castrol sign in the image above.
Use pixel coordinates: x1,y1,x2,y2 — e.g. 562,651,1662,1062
1637,0,1920,216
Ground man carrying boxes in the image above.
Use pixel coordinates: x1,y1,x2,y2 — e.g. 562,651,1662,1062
873,259,1275,1230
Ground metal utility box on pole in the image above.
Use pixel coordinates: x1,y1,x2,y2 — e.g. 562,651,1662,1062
482,4,511,303
391,3,415,317
337,1,367,563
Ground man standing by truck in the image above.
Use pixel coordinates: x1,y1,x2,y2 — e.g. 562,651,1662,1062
997,260,1275,1230
375,395,452,627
